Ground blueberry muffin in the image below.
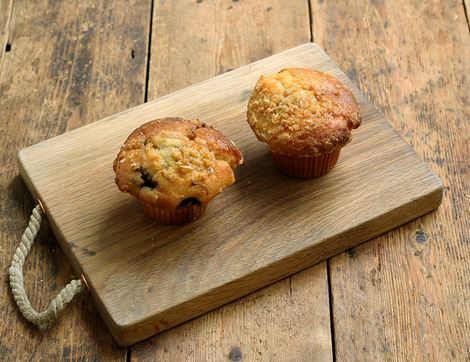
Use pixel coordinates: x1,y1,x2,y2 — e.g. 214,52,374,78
247,68,361,178
113,118,243,224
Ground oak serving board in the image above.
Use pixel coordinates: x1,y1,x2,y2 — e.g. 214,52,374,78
18,43,443,346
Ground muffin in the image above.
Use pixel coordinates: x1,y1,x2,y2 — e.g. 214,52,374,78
113,118,243,224
247,68,361,178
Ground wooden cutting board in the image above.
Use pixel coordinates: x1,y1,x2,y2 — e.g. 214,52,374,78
18,43,443,346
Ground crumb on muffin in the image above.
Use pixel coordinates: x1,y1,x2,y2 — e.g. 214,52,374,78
113,118,243,209
247,68,361,156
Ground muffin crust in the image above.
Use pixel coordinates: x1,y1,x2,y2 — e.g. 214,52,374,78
247,68,361,156
113,118,243,209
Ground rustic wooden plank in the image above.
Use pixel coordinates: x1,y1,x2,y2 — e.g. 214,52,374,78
140,0,332,361
140,1,330,358
0,0,150,360
310,0,470,360
148,0,312,99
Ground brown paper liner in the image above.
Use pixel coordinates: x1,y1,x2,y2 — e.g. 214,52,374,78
271,149,341,178
140,201,206,224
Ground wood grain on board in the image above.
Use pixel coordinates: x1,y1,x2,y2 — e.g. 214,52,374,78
311,0,470,360
135,0,332,360
18,43,442,346
0,0,149,360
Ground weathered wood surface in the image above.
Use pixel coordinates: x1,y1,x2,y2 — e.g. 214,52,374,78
148,0,311,98
0,0,149,360
1,0,468,360
135,0,332,359
311,0,470,360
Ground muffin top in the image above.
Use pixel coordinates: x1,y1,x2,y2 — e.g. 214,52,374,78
113,118,243,209
247,68,361,156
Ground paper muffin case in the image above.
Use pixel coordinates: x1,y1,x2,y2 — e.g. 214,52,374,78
271,149,341,178
140,201,206,224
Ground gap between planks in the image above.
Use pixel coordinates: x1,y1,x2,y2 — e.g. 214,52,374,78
308,1,337,360
127,0,155,359
128,0,331,357
144,0,154,103
463,0,470,33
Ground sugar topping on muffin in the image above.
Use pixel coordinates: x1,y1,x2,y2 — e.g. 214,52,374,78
247,68,361,156
113,118,243,210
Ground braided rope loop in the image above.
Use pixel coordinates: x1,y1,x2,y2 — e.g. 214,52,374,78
9,205,85,329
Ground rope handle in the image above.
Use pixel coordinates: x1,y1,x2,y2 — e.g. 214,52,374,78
9,204,86,329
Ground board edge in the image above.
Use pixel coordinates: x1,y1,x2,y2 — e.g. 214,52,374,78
105,182,443,346
17,149,87,288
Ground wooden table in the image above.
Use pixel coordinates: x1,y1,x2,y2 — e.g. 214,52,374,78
1,1,468,360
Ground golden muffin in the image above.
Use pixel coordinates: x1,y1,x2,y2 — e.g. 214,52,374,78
247,68,361,178
113,118,243,224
